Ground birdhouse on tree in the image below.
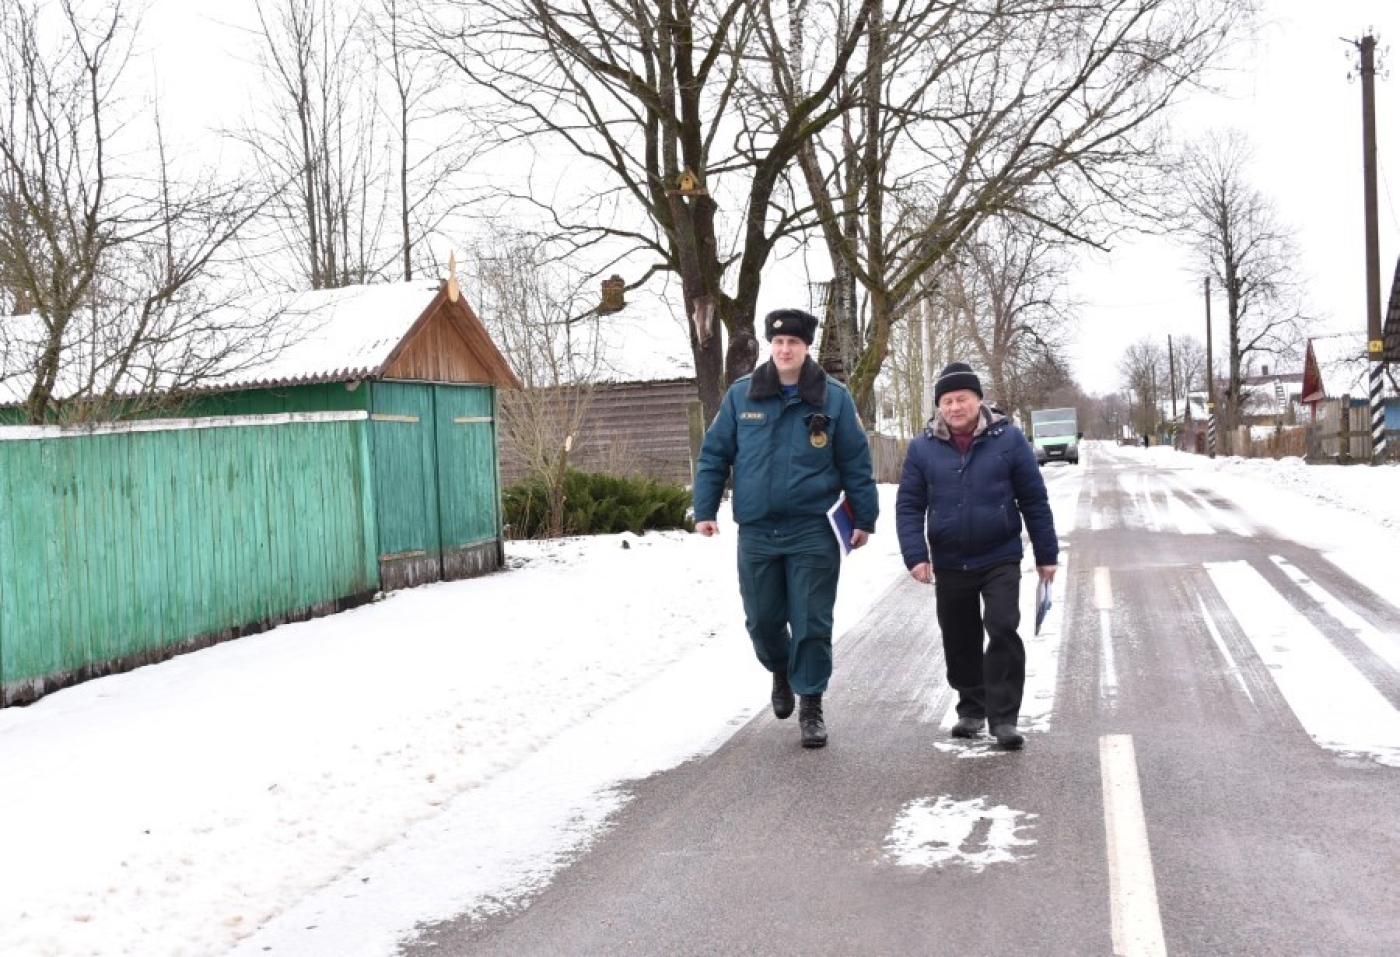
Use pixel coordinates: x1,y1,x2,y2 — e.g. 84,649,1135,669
669,167,708,197
598,275,626,314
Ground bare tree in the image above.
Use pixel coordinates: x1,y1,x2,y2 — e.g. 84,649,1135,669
367,0,482,282
783,0,1254,417
245,0,393,289
880,291,941,438
1175,130,1308,435
1169,333,1207,400
468,237,609,536
1118,337,1167,436
940,216,1078,423
0,0,278,424
1084,389,1129,440
424,0,876,423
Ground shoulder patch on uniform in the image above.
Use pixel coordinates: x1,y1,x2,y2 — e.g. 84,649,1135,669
739,411,766,422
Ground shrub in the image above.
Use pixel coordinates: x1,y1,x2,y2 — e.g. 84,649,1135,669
503,469,694,538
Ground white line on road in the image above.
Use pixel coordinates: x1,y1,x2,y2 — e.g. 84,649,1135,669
1206,560,1400,767
1101,734,1168,957
1093,566,1114,609
1094,567,1118,701
1197,595,1255,705
1269,555,1400,675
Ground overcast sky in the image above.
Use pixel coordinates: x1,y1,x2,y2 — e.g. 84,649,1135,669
141,1,1400,397
1062,2,1400,395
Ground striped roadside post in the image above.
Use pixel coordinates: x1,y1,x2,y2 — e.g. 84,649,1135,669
1371,349,1387,464
1207,402,1217,458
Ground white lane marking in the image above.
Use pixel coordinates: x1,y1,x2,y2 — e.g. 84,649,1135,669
1206,560,1400,767
1169,482,1252,537
1120,472,1162,532
1094,567,1118,701
1197,595,1254,705
1270,555,1400,675
1132,473,1161,531
1163,486,1215,536
884,795,1037,871
1094,565,1114,609
1101,735,1168,957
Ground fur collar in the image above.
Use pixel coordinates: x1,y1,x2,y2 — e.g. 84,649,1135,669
748,357,828,407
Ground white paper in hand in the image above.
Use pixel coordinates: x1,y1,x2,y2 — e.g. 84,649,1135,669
1034,577,1052,635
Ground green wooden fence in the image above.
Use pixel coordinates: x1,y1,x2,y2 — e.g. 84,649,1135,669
0,414,380,706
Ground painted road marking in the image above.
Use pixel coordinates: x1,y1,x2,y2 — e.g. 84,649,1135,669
1101,734,1167,957
1197,594,1254,705
1094,567,1118,701
1207,560,1400,767
1270,555,1400,675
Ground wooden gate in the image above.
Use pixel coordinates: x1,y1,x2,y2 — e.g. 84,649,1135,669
369,381,501,590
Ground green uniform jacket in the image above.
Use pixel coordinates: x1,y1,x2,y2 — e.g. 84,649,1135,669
693,357,879,533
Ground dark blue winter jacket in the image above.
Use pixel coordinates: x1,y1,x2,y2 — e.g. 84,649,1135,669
895,405,1057,572
693,357,878,534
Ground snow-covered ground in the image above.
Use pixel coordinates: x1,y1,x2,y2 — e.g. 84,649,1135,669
1,444,1397,956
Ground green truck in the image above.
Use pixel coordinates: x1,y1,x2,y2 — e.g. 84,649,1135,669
1030,407,1079,465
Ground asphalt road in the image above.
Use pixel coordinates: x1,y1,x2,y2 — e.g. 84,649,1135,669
400,444,1400,956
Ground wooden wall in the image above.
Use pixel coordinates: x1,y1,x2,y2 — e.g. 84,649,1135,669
498,379,700,487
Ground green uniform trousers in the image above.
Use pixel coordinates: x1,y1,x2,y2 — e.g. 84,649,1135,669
736,522,842,695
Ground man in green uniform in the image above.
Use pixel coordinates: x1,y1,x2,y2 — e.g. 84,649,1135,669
693,308,879,748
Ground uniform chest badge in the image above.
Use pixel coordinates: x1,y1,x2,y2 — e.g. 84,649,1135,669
810,432,828,448
805,412,831,449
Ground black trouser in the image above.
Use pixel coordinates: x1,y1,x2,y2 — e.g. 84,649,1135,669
934,560,1025,725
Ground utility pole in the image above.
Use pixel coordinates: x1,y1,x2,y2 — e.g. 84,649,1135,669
1168,334,1179,449
1205,276,1217,458
1352,33,1387,463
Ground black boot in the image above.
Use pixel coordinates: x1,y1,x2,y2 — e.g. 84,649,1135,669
799,694,827,748
951,716,986,738
771,671,795,719
990,723,1024,750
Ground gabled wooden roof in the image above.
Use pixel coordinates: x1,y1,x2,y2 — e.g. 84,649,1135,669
207,280,519,391
378,284,521,389
0,281,520,408
1302,332,1370,404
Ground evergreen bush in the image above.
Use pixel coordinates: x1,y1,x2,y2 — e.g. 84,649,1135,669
503,469,694,538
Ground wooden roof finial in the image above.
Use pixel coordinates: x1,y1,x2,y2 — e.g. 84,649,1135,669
447,251,460,303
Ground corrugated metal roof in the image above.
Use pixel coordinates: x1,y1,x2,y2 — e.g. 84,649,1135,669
1,282,444,406
203,281,443,390
2,279,703,408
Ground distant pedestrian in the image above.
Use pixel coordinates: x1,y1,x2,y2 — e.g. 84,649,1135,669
894,362,1058,750
693,308,879,749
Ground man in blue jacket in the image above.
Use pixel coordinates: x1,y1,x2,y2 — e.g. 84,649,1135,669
693,308,879,749
894,362,1058,750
